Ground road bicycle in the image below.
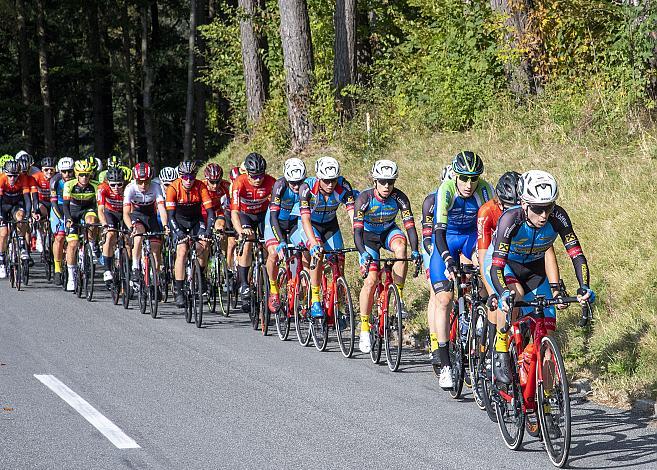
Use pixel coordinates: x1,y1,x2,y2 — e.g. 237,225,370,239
101,227,131,307
237,234,268,333
273,244,306,342
35,218,54,282
133,231,165,318
364,256,421,371
161,231,175,304
179,234,207,328
207,229,234,317
6,220,31,290
492,290,587,468
71,223,102,302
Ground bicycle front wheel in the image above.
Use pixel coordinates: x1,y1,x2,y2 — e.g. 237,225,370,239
193,259,204,328
274,268,290,341
369,286,383,364
148,254,159,319
384,284,404,372
260,265,270,335
218,255,231,317
294,270,312,346
207,254,218,313
84,243,95,302
495,341,525,450
448,308,465,398
121,248,131,309
537,335,571,468
469,304,487,409
334,276,355,358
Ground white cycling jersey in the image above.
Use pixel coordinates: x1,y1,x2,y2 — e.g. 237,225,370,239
123,180,165,215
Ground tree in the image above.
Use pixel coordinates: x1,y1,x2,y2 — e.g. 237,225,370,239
333,0,356,117
183,0,197,160
16,0,34,153
279,0,314,150
194,0,209,161
238,0,267,124
36,0,53,154
141,2,156,164
120,0,136,164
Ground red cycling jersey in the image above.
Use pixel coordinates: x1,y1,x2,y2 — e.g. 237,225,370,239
32,171,52,202
477,199,503,251
202,179,229,221
0,173,35,200
230,173,275,214
96,181,124,213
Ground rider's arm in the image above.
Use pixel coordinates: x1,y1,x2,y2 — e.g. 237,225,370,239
96,187,107,226
165,183,182,236
340,177,356,227
122,184,133,229
27,176,39,214
420,193,434,255
394,189,419,253
269,179,286,242
155,184,167,228
51,177,63,219
299,182,319,246
477,203,495,294
200,184,215,235
230,178,243,236
62,182,72,220
552,206,590,288
433,182,455,268
352,190,369,254
489,210,519,294
544,246,561,292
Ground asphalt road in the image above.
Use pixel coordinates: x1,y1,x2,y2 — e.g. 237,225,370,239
1,267,655,469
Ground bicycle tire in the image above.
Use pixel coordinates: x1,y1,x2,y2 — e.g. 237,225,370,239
121,248,131,309
111,255,121,305
310,278,329,351
248,266,260,330
274,268,290,341
193,259,204,328
495,341,526,450
537,335,571,468
75,248,84,298
384,284,403,372
148,253,159,319
294,270,312,346
138,268,147,315
84,243,95,302
334,276,355,358
10,239,20,290
8,240,16,288
481,367,498,423
219,255,231,317
469,305,487,409
207,253,218,314
369,285,382,364
185,258,194,324
44,228,53,282
448,308,465,398
260,265,270,335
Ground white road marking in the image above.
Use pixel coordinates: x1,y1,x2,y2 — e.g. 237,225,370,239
34,374,140,449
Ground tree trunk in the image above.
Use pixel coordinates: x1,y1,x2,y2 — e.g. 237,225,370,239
36,0,54,154
333,0,356,118
16,0,34,154
183,0,197,160
100,17,115,158
489,0,537,98
279,0,314,151
87,0,107,159
194,0,209,162
239,0,267,124
141,4,156,164
121,0,136,163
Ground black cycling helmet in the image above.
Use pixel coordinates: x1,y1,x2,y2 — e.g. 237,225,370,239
244,152,266,175
452,151,484,176
40,156,58,169
178,160,198,176
495,171,521,206
3,160,20,175
106,167,124,184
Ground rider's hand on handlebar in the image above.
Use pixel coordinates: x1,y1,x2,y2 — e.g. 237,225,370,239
577,285,595,305
411,250,421,263
445,259,457,282
499,290,512,314
32,211,41,222
242,227,254,238
309,243,323,259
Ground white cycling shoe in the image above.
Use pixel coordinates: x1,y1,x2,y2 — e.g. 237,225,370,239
439,366,454,390
359,332,371,354
103,271,113,282
0,264,6,279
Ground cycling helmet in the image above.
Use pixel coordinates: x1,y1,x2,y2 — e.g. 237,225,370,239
440,164,454,182
15,153,30,172
159,166,178,183
106,167,124,184
229,166,241,181
283,158,306,182
94,157,103,172
107,155,123,168
518,170,559,205
315,156,340,179
244,152,266,175
452,151,484,176
57,157,75,172
496,171,521,206
15,150,32,166
204,163,223,180
3,160,20,175
133,162,153,181
371,159,398,180
74,159,93,175
40,156,57,169
178,160,198,176
121,166,132,182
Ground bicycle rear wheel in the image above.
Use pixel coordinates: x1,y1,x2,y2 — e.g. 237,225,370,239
207,253,218,313
274,268,290,341
495,341,525,450
537,335,571,468
193,259,204,328
384,285,404,371
148,254,159,319
294,270,312,346
334,276,355,358
218,256,230,316
448,308,465,398
121,248,131,309
84,243,95,301
260,265,270,335
469,304,487,409
111,256,121,305
369,287,382,364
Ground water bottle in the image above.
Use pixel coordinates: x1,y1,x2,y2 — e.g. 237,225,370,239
519,343,535,386
475,314,484,337
289,254,298,274
460,312,469,343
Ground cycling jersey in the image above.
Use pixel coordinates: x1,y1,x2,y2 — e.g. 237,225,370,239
266,177,302,244
476,199,502,251
420,193,435,272
33,171,53,202
63,179,98,221
166,178,214,233
123,181,164,216
202,179,229,221
230,173,275,214
298,176,354,224
0,174,34,222
96,181,124,214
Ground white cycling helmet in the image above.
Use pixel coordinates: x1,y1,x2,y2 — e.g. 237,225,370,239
57,157,75,172
371,159,398,180
94,157,103,173
284,158,306,182
315,156,340,179
518,170,559,204
159,166,178,183
15,150,32,166
440,164,454,182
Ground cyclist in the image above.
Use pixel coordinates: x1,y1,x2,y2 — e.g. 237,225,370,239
159,166,178,195
32,156,57,251
202,163,229,233
353,160,420,353
230,153,276,311
62,159,100,291
15,150,40,176
429,151,494,389
50,157,75,285
98,155,131,184
264,157,306,312
166,160,216,308
485,170,594,383
225,163,247,282
293,156,355,318
14,153,40,259
123,162,168,286
98,167,127,286
0,160,36,278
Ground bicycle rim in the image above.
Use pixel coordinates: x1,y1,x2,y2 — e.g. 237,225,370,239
207,255,218,313
449,310,465,398
185,260,194,323
294,270,312,346
384,285,403,371
121,249,131,309
369,293,382,364
335,276,355,358
275,269,290,341
149,254,159,319
249,267,260,330
194,260,203,328
85,244,95,302
469,305,487,409
495,342,526,450
260,265,270,335
220,257,231,317
537,335,571,468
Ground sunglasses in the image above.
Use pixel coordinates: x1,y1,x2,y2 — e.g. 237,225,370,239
457,174,479,183
136,179,150,184
43,167,55,172
208,179,221,185
61,170,74,174
109,182,123,188
289,180,303,187
78,173,91,178
249,173,265,180
528,203,555,215
6,174,18,178
321,178,338,184
376,179,395,187
181,174,196,181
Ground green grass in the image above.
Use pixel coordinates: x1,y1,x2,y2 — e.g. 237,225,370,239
210,112,657,405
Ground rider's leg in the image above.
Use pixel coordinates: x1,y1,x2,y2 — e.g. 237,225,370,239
389,235,408,297
131,222,145,273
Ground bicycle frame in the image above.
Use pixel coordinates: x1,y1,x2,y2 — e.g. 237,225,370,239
283,245,306,317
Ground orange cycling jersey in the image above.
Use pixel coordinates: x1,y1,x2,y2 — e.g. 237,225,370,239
0,174,37,200
477,199,503,251
165,178,213,220
230,173,275,214
33,171,52,202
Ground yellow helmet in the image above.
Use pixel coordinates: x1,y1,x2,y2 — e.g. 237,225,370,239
74,159,94,175
121,166,132,182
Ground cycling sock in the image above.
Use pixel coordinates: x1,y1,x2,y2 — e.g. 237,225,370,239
54,259,62,273
438,343,451,368
311,285,320,303
132,257,139,270
104,256,113,271
175,280,184,292
238,265,249,286
269,279,279,295
495,330,509,353
360,316,370,333
430,333,439,352
395,282,404,299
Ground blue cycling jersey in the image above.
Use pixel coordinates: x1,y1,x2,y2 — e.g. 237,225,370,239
299,176,355,224
434,178,494,234
353,188,414,234
269,177,300,221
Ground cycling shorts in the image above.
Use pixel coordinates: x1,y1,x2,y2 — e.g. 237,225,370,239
130,211,162,234
50,208,65,236
38,200,52,213
104,209,123,230
290,217,344,251
483,248,556,328
69,207,97,224
174,220,207,244
429,230,477,293
239,211,266,236
0,203,25,226
264,216,299,248
362,224,405,271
